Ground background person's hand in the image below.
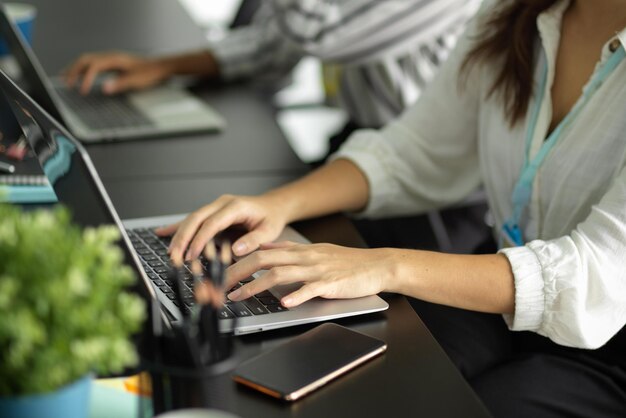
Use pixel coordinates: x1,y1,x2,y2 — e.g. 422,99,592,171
225,242,395,308
64,51,171,95
155,194,291,262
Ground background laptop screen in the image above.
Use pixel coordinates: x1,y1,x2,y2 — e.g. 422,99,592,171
0,6,61,120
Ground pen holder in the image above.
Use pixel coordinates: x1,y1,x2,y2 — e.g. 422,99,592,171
141,330,239,415
142,356,239,414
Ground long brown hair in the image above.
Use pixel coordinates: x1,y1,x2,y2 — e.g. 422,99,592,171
461,0,559,126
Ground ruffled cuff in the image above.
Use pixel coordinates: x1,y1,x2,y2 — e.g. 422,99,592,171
208,36,253,81
499,245,545,331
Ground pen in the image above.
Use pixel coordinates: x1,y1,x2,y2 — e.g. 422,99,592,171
191,258,204,287
205,239,230,289
0,161,15,173
200,242,232,364
170,259,203,367
219,240,231,289
216,243,232,360
169,262,188,319
204,241,219,288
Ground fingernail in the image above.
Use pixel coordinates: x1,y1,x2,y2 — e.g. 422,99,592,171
282,297,292,307
102,81,114,94
228,289,241,300
233,242,247,256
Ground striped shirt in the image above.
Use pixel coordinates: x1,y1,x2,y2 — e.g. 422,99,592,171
209,0,481,128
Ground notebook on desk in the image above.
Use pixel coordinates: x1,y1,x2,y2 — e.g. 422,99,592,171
0,68,388,335
0,5,225,143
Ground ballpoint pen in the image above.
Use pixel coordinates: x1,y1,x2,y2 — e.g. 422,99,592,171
189,260,205,337
199,283,220,363
202,241,235,362
216,242,232,360
169,259,202,367
0,161,15,173
191,259,204,287
169,256,190,317
205,240,220,288
219,241,231,289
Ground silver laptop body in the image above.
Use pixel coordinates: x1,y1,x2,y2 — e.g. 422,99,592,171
0,69,388,335
124,214,389,334
0,5,225,142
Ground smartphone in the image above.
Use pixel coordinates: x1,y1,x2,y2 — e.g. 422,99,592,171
233,323,387,401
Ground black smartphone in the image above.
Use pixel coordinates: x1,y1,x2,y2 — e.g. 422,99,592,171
233,323,387,401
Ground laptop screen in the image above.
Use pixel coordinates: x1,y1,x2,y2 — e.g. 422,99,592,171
0,69,156,301
0,6,62,120
8,91,114,228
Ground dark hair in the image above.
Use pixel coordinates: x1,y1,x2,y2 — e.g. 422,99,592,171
461,0,558,126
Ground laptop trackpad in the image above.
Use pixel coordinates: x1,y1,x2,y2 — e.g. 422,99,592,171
129,87,216,127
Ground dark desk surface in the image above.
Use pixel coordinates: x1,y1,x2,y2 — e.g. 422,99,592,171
13,1,490,416
106,173,305,219
19,0,308,183
219,293,489,418
83,84,308,183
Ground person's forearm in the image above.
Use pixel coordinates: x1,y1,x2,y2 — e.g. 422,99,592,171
386,249,515,314
154,50,220,79
265,159,370,223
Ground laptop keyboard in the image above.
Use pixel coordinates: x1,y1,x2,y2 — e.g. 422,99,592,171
56,88,154,131
126,228,288,320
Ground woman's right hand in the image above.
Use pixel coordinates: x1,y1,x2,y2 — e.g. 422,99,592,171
155,194,290,262
63,51,171,95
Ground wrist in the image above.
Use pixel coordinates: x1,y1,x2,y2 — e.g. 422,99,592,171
151,56,178,79
153,50,219,78
380,248,422,295
374,248,398,294
248,193,291,232
262,189,303,225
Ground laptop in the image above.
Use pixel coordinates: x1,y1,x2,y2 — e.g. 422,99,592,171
0,5,225,142
0,69,388,335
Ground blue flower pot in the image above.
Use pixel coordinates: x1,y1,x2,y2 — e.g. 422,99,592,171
0,374,91,418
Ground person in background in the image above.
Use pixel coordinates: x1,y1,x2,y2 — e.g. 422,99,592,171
65,0,480,133
155,0,626,416
64,0,484,251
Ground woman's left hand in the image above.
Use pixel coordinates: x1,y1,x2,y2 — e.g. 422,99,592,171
225,242,397,308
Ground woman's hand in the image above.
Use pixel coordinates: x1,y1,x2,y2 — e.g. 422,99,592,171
64,51,171,95
155,194,291,262
225,242,397,308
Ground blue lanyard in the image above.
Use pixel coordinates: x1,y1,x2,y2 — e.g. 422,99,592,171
500,45,625,247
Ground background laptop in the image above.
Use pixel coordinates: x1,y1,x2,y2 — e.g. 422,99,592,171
0,69,388,335
0,5,225,142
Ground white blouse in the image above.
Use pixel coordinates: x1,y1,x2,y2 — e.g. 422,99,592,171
334,0,626,349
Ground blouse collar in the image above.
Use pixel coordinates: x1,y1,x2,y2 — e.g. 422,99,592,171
536,0,625,73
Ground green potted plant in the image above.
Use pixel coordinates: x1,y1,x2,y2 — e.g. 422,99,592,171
0,204,145,418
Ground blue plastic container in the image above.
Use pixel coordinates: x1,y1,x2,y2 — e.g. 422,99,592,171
0,374,92,418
